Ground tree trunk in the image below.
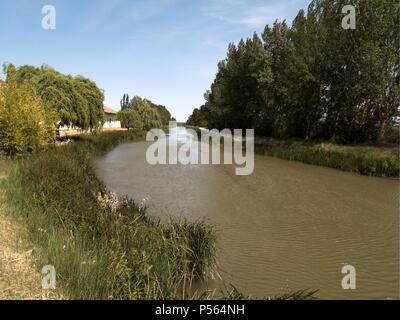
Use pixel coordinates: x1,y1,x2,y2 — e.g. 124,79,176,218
377,118,387,144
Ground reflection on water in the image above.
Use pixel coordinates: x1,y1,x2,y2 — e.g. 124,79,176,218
93,129,399,299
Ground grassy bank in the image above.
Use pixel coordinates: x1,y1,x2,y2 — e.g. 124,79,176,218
0,131,217,299
0,131,318,300
0,161,64,299
254,139,399,178
183,125,398,178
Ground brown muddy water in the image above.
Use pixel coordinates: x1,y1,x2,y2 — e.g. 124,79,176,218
93,132,399,300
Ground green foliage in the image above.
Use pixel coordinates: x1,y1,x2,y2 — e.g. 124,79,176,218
117,108,143,131
0,81,56,156
188,0,399,144
128,96,163,130
120,93,130,110
162,218,217,279
255,140,400,177
187,106,211,128
156,104,172,126
135,100,162,130
4,64,104,131
74,76,105,131
1,131,217,299
122,94,172,126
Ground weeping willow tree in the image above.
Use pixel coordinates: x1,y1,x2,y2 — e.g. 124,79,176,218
4,64,105,131
123,96,163,130
135,99,162,130
117,108,143,130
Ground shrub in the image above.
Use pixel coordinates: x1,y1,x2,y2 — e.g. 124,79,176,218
0,82,56,156
1,131,217,299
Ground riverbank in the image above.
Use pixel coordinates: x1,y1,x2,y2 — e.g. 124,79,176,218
254,139,399,178
0,131,217,299
185,125,399,178
0,131,320,300
0,162,64,299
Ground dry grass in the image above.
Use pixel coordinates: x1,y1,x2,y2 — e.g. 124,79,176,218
0,166,65,300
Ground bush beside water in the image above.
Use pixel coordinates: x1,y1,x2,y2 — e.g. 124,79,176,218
255,140,399,178
1,131,217,299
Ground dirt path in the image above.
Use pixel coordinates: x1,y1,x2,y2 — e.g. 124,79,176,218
0,170,64,300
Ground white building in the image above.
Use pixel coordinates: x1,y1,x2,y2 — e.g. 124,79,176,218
103,106,121,130
58,106,122,136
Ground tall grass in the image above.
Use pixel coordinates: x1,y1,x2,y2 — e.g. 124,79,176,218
255,141,399,178
1,131,217,299
1,131,321,300
219,285,318,300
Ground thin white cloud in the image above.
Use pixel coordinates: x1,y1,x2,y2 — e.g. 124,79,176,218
202,0,307,28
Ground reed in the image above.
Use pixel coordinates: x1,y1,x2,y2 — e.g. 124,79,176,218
255,140,399,178
219,285,318,300
0,131,217,299
0,131,322,300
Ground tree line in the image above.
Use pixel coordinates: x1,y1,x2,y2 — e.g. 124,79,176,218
187,0,399,143
1,63,105,155
117,94,174,130
4,64,105,131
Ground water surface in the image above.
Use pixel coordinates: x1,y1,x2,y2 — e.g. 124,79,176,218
93,132,399,299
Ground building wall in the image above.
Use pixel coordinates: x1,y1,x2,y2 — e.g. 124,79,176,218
57,111,122,136
58,125,86,137
103,113,121,129
103,120,122,129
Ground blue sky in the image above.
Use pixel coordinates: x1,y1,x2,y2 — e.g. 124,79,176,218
0,0,309,121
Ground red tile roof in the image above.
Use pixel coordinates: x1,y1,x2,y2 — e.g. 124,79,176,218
104,106,118,115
